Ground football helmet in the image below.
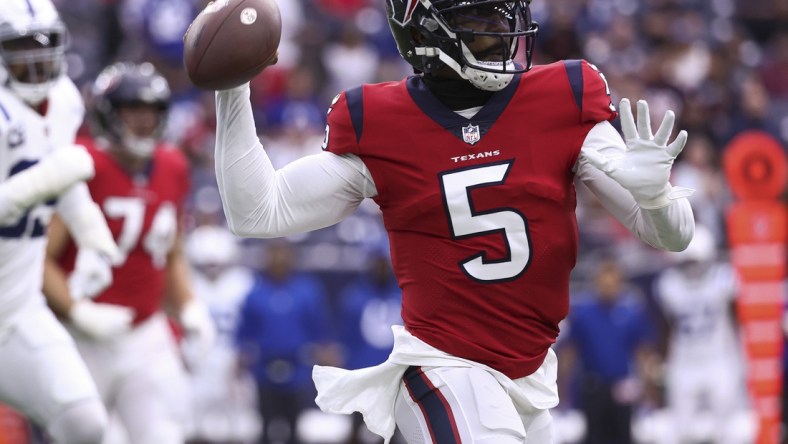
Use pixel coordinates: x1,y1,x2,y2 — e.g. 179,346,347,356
89,62,171,158
386,0,538,91
0,0,68,105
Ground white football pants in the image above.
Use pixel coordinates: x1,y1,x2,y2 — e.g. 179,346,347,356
665,359,745,444
0,301,107,443
394,366,553,443
70,313,190,444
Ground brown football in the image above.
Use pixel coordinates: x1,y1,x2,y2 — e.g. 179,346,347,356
183,0,281,90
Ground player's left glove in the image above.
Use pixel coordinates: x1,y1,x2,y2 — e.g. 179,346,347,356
179,300,217,362
69,249,114,300
581,99,693,209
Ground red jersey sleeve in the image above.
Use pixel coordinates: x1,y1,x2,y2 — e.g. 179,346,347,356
563,59,617,125
322,88,362,156
580,60,617,124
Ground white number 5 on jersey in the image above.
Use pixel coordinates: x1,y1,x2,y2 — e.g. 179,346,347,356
103,197,177,268
440,161,531,282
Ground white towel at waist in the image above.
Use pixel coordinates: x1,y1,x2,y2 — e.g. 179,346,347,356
313,325,559,442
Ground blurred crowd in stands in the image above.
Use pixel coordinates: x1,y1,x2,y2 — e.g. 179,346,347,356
18,0,785,442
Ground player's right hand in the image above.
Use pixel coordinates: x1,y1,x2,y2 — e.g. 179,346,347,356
69,300,135,341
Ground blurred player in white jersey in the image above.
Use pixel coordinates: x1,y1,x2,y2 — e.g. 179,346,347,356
654,225,748,443
0,0,121,442
184,224,261,443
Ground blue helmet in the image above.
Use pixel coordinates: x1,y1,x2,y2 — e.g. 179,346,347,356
89,62,171,158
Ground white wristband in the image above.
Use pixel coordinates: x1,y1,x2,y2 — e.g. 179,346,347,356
637,185,695,210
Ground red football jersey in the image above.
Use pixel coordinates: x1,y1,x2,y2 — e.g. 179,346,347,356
60,139,190,324
324,60,616,378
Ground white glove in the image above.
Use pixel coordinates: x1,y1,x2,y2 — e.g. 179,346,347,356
69,249,114,300
581,99,692,209
0,145,94,225
180,300,217,362
69,300,135,341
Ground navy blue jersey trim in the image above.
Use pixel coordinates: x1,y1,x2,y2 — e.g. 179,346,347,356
0,102,10,122
25,0,36,16
564,59,583,112
345,86,364,144
0,160,56,239
406,74,521,144
403,366,460,444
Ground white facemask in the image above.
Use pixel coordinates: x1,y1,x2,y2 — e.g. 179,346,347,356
7,76,54,105
462,60,516,91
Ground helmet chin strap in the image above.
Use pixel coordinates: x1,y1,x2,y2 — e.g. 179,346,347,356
415,45,515,92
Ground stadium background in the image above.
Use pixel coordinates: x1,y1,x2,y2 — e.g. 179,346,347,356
1,0,787,442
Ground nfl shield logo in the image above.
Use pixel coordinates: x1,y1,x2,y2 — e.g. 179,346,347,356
462,124,481,145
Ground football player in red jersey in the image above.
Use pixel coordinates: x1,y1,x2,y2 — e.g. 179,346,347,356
42,62,215,444
211,0,695,441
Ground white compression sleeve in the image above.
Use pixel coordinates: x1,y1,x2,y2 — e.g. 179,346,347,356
56,183,120,261
214,84,376,238
576,121,695,251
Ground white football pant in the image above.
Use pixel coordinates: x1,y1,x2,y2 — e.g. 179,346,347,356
395,366,552,443
0,302,107,444
666,359,745,444
70,313,190,444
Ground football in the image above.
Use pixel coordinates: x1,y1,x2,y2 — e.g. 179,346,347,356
183,0,281,90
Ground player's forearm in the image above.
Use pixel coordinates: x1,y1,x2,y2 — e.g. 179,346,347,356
578,163,694,251
56,183,120,261
164,241,194,315
42,258,75,319
639,200,695,251
42,215,76,318
214,84,368,238
215,83,273,236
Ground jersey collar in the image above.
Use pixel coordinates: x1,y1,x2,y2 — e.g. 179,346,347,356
406,74,521,145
